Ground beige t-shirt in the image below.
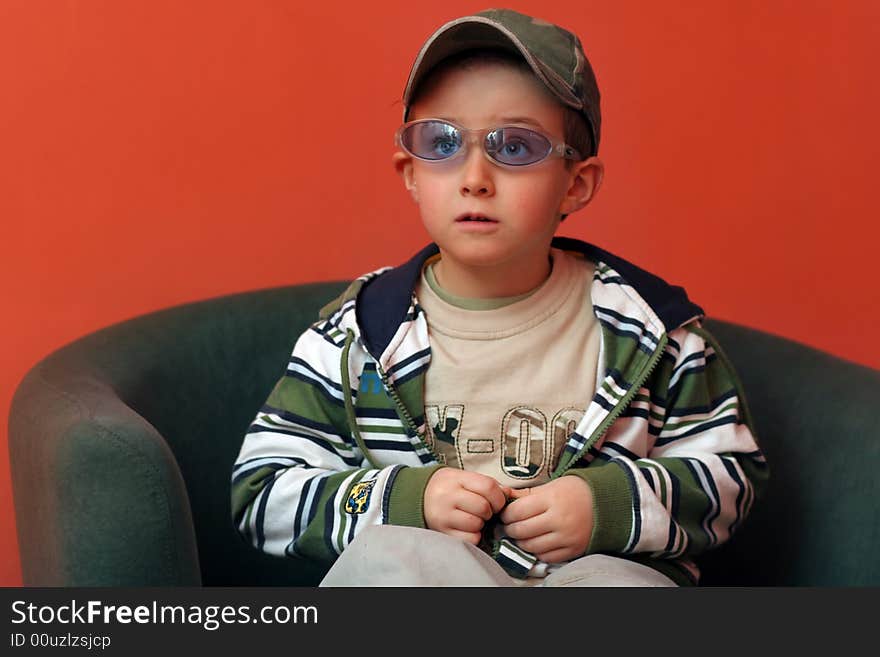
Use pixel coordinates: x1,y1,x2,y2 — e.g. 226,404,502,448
415,248,601,489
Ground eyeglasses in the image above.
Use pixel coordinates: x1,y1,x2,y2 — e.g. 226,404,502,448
395,118,582,168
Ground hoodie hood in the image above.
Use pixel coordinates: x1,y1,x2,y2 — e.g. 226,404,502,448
354,237,704,363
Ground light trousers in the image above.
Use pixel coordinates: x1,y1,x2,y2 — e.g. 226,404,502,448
319,525,677,587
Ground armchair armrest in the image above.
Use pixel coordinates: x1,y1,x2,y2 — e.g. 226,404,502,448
10,364,201,586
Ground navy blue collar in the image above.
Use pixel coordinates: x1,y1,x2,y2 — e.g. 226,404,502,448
356,237,704,360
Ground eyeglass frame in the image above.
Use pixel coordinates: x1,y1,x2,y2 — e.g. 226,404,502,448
394,118,583,169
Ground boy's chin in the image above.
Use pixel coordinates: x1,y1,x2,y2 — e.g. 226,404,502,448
436,244,528,269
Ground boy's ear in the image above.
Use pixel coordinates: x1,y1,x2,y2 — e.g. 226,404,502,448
558,156,604,216
392,151,419,203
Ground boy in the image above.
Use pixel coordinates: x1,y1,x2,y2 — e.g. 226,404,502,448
231,8,767,586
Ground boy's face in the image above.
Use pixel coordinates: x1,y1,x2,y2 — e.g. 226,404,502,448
394,62,598,276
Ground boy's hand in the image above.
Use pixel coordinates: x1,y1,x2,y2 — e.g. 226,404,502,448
499,476,594,563
424,469,509,545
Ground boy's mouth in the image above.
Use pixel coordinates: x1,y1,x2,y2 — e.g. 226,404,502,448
455,213,498,223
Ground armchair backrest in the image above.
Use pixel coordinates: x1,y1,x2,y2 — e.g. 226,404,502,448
699,320,879,586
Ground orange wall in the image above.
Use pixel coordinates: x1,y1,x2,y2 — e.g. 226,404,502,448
2,0,878,586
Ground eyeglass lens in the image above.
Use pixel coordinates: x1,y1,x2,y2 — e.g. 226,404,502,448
401,121,552,166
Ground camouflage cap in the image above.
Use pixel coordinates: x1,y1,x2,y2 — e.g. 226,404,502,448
402,8,601,157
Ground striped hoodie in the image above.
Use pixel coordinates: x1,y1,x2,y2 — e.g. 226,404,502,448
231,236,768,584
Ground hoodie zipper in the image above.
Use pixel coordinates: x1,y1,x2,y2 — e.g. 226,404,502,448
377,367,443,462
552,332,669,478
342,325,441,465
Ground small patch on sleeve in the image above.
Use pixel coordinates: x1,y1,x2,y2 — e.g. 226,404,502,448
345,479,376,514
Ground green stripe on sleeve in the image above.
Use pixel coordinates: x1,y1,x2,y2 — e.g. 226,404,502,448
564,463,635,553
386,465,445,528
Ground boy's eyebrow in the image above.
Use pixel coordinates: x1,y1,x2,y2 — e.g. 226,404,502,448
497,116,545,128
435,116,547,128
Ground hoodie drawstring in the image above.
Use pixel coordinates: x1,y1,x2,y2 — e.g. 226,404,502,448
341,328,380,469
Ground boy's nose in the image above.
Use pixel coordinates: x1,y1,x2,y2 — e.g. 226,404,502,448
459,140,495,197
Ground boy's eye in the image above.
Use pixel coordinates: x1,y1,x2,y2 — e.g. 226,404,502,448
501,140,530,156
489,127,550,165
432,138,460,156
406,121,462,160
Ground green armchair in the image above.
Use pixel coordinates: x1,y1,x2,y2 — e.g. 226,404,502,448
9,282,880,586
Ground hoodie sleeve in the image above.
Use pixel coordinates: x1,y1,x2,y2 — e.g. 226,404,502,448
230,317,441,566
564,323,769,561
